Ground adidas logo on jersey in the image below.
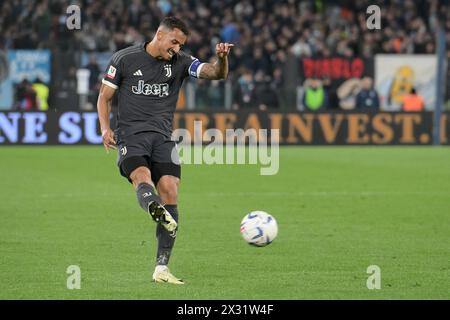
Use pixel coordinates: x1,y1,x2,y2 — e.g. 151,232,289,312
133,69,143,76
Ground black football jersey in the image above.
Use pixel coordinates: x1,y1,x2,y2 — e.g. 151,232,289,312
102,42,204,138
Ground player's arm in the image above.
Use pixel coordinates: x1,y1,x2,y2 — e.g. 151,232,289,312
97,83,117,152
199,43,234,80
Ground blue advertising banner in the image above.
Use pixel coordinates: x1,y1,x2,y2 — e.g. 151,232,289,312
0,50,51,110
0,111,449,145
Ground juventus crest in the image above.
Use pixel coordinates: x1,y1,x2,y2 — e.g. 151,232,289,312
164,64,172,77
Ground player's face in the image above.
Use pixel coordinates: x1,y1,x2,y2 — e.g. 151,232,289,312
158,28,187,60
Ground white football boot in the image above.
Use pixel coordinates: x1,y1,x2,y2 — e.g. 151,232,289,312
152,265,184,285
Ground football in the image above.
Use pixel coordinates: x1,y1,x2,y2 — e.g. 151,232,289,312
240,211,278,246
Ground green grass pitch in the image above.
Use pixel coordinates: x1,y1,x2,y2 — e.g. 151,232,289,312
0,146,449,299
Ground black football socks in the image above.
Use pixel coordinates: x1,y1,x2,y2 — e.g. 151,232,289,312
136,182,162,213
156,205,179,265
136,183,179,265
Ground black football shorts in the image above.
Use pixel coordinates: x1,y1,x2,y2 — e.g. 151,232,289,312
116,131,181,184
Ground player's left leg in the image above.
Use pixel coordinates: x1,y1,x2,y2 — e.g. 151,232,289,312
150,170,183,284
155,174,179,265
149,135,184,284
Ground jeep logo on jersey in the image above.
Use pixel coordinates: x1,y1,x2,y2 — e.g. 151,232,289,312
164,64,172,77
132,80,169,97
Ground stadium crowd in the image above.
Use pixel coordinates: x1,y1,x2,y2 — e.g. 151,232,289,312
0,0,449,110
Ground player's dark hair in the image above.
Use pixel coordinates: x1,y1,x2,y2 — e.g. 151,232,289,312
160,16,190,36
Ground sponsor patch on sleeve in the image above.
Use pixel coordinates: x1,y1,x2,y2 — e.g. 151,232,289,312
106,65,117,79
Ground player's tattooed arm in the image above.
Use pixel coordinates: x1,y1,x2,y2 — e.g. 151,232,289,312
199,62,227,80
199,43,234,80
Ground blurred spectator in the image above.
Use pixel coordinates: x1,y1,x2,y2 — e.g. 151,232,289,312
291,35,312,58
221,22,240,44
15,79,38,111
207,81,224,108
55,66,78,110
402,88,425,111
355,77,380,110
232,69,255,109
32,77,49,111
83,54,101,107
302,78,328,111
195,79,211,109
253,72,279,110
322,77,340,110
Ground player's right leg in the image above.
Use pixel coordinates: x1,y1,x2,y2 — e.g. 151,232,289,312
128,165,178,232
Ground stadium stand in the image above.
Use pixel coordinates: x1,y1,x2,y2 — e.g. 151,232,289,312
0,0,449,110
